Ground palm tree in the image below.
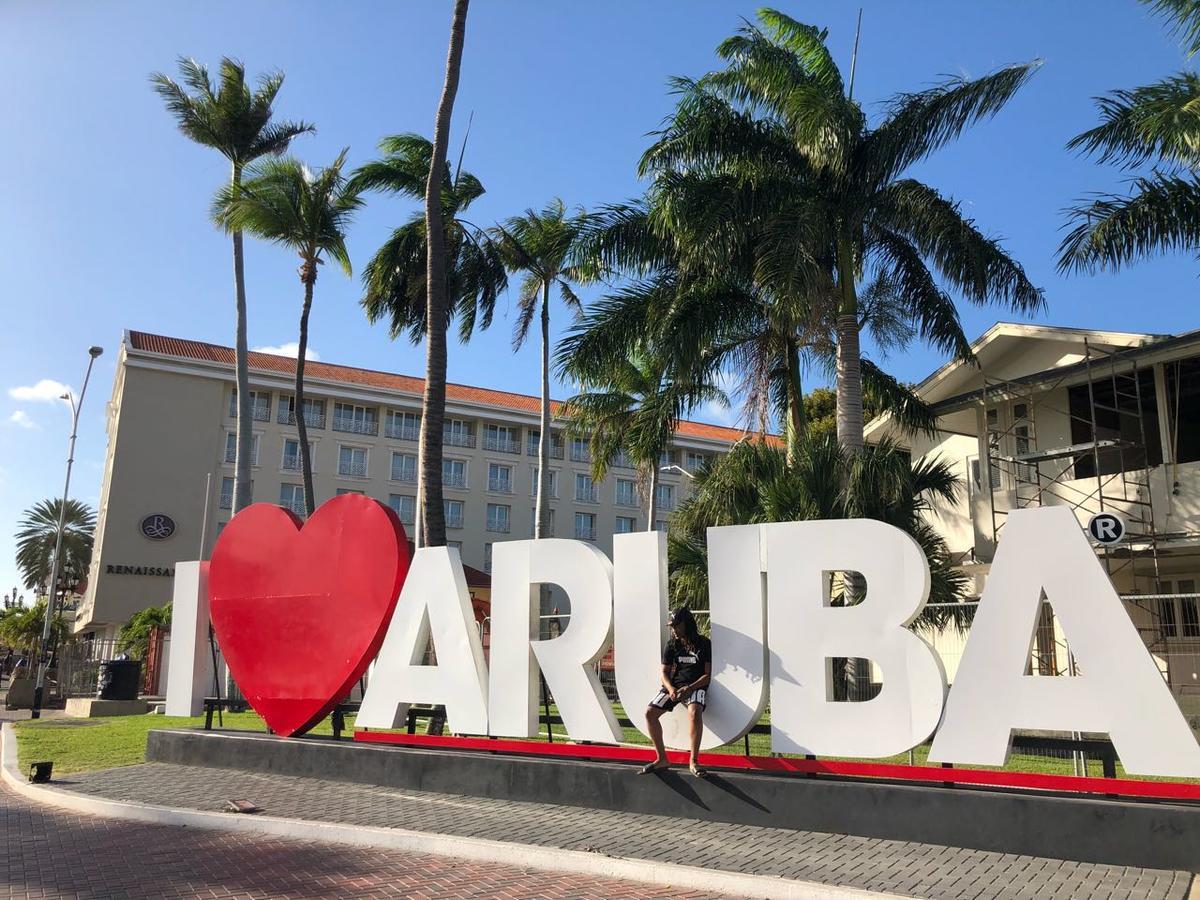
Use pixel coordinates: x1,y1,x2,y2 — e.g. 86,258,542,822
642,10,1043,453
1060,1,1200,274
152,58,313,513
668,436,970,646
492,199,592,538
559,350,727,530
15,499,95,597
215,151,363,516
0,601,67,655
351,134,507,343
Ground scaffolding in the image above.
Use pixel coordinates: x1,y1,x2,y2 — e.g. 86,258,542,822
981,339,1169,664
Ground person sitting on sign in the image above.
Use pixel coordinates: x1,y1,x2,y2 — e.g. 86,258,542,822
640,606,712,778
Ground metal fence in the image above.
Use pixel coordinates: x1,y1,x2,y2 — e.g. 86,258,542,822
56,637,121,698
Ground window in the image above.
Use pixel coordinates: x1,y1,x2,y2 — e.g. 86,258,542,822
279,484,306,517
1165,357,1200,464
615,516,637,534
219,476,234,509
1069,369,1162,479
659,448,674,467
388,494,415,525
230,389,270,422
484,424,518,453
444,419,474,447
444,499,464,528
385,410,420,441
530,507,556,536
484,543,493,574
570,437,590,463
282,439,313,472
615,479,637,507
337,445,368,478
443,458,468,488
332,403,378,436
654,519,668,532
684,451,708,473
391,452,417,483
612,450,634,469
447,540,463,552
278,396,325,428
488,463,513,493
527,429,564,458
224,432,260,466
530,467,558,498
574,512,596,541
486,503,511,533
655,483,675,511
575,473,598,503
337,488,364,496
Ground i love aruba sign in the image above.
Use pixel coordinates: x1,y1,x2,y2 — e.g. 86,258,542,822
207,494,1200,779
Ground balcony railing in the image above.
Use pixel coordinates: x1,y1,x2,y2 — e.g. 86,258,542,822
282,453,301,471
218,492,233,510
574,485,599,504
615,493,639,508
612,453,635,470
223,446,237,464
486,518,511,534
570,445,591,463
279,499,307,517
444,431,476,448
484,435,520,454
333,415,379,436
278,408,325,429
385,421,420,441
574,525,596,541
338,461,368,478
391,468,417,483
446,511,464,529
656,496,676,512
488,477,513,493
443,471,467,488
530,484,558,499
527,440,564,459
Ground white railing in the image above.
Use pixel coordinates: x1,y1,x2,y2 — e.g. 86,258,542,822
338,461,368,477
446,511,464,529
483,434,520,454
444,431,476,448
444,471,467,488
385,421,420,441
279,498,307,517
282,454,301,471
333,415,379,436
488,477,513,493
392,467,417,483
487,518,511,533
574,525,596,541
575,486,599,504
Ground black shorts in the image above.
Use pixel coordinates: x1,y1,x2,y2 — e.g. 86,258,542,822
649,687,707,711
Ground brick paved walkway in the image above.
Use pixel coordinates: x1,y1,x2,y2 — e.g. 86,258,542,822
55,762,1196,899
0,779,722,899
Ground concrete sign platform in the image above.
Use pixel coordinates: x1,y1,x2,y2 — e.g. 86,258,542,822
146,728,1200,872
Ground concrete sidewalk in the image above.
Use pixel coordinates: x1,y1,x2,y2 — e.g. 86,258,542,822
34,758,1199,899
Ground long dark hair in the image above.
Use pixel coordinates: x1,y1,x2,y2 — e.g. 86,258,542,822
669,607,700,651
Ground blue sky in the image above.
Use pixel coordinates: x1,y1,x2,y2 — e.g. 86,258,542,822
0,0,1195,597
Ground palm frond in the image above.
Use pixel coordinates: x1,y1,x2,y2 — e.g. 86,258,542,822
1143,0,1200,56
1066,73,1200,169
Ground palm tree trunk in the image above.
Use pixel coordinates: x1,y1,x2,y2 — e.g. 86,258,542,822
296,269,317,517
535,281,551,539
419,0,470,547
835,239,864,455
785,336,806,467
645,463,658,531
231,162,254,514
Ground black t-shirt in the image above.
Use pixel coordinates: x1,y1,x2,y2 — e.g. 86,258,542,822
662,636,712,688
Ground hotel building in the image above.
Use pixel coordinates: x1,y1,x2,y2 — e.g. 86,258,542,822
75,331,753,640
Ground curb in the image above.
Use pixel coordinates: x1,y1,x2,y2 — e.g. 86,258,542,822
1,723,900,900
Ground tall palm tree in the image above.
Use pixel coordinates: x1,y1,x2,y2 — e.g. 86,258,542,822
15,499,95,596
492,199,592,539
215,151,363,516
642,10,1043,453
351,134,507,343
559,350,727,530
1060,1,1200,273
152,58,313,513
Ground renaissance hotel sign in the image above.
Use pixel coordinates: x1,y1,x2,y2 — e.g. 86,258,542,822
204,494,1200,779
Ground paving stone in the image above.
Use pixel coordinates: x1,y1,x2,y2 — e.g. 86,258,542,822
31,761,1198,900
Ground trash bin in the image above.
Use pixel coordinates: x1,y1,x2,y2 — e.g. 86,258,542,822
97,659,141,701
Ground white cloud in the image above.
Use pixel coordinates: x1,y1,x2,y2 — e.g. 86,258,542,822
252,342,320,361
8,379,72,403
8,410,38,429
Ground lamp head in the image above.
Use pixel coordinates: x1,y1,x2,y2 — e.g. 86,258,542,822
88,346,104,358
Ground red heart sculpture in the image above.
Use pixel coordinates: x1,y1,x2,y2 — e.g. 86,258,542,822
209,493,409,736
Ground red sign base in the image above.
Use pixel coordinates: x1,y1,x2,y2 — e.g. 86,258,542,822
353,730,1200,803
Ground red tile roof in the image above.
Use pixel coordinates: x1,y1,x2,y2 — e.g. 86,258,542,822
127,330,775,446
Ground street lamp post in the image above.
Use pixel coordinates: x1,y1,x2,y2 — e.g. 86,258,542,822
31,345,103,719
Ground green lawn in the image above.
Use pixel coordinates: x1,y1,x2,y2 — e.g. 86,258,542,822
11,708,1191,783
